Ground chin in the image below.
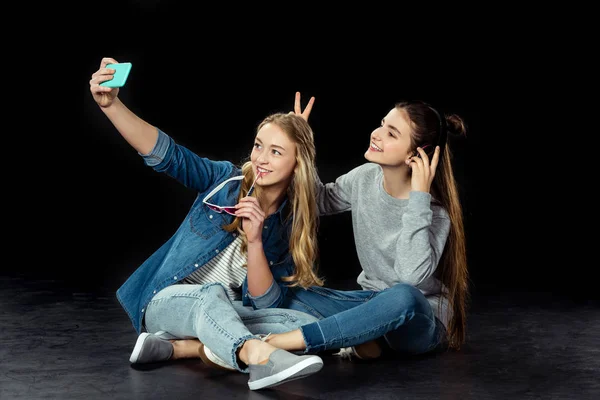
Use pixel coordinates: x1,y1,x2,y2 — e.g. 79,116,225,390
364,150,377,162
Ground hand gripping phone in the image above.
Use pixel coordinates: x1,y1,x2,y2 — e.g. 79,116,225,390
100,62,132,88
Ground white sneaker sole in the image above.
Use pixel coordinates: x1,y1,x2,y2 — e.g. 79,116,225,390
201,345,236,371
129,332,151,364
248,356,323,390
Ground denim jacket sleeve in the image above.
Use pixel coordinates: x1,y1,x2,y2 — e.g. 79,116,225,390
242,256,295,309
139,127,235,193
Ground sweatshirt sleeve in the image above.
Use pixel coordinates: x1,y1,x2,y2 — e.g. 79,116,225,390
316,164,368,215
393,191,451,286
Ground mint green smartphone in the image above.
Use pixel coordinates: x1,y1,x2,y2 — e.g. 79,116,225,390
100,62,132,88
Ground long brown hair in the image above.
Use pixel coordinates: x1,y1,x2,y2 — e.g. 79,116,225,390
223,113,324,288
397,101,469,350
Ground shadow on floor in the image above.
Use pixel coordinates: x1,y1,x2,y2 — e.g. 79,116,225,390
1,276,598,399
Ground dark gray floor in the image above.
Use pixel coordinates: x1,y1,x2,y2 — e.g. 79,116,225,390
1,275,599,400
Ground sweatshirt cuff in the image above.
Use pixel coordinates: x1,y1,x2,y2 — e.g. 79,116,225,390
138,128,170,167
408,191,432,210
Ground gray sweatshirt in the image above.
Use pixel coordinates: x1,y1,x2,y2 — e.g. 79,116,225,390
316,163,452,328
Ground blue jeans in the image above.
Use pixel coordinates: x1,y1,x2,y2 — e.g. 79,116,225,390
283,283,447,355
143,282,319,372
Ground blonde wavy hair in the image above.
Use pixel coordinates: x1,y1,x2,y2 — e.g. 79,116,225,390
223,113,324,288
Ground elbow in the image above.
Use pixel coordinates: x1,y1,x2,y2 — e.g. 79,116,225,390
395,264,434,287
398,274,426,287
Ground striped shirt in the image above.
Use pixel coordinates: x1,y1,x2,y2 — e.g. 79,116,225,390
182,236,247,300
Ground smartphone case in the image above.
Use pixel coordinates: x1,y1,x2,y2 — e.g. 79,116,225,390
100,63,132,88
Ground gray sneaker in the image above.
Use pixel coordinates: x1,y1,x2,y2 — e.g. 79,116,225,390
129,332,174,364
247,349,323,390
200,333,270,372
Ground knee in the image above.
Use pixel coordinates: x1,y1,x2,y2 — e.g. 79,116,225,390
383,284,430,316
201,282,229,300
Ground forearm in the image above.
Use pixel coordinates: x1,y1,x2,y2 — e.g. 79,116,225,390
100,98,158,155
394,192,448,285
316,178,351,216
246,241,275,296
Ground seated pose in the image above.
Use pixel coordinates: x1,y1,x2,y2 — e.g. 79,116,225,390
88,58,325,390
264,97,469,360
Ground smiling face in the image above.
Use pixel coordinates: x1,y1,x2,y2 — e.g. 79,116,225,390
364,107,416,167
251,122,298,191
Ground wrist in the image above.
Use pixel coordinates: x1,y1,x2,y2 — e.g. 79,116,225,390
247,240,264,249
100,97,122,112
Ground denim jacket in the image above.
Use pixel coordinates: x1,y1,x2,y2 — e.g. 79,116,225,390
116,128,296,333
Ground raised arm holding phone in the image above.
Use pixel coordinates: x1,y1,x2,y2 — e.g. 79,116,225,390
89,57,324,391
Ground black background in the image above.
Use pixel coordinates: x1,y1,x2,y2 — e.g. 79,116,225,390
9,2,589,302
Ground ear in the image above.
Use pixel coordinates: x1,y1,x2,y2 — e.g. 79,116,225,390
294,156,303,174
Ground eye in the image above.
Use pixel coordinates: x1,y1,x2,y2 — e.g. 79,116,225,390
272,149,282,156
254,143,262,150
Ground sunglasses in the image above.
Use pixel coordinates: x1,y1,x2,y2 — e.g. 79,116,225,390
202,173,261,216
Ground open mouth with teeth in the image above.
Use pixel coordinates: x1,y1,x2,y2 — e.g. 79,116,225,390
370,142,383,152
257,167,272,176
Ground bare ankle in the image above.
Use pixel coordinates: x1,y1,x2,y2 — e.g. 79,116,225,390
239,339,275,365
171,339,201,360
265,330,306,352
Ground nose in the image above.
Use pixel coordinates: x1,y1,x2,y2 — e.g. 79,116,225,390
256,152,268,165
371,128,382,141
